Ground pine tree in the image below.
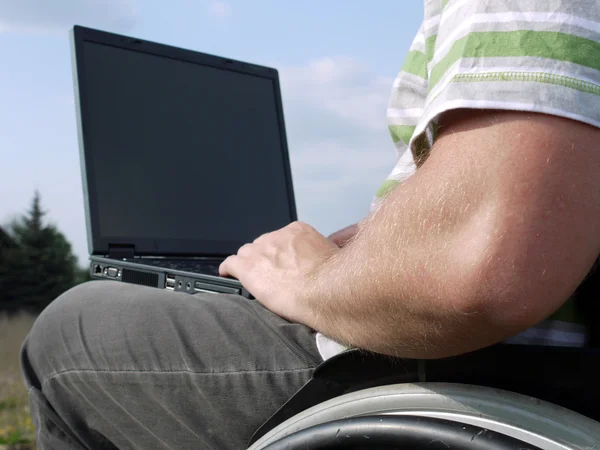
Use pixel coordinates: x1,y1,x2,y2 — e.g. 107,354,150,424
0,191,80,313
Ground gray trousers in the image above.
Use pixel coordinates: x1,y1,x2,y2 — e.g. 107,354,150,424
20,281,322,450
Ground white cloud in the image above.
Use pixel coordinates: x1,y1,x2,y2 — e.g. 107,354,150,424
0,0,137,35
278,57,397,234
281,57,393,131
209,1,232,18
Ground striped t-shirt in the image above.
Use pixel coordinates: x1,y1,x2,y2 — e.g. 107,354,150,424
316,0,600,360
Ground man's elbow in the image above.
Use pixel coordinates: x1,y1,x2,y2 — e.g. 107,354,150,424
454,244,586,340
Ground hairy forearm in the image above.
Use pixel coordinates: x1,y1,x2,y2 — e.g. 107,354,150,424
303,112,600,359
308,160,496,358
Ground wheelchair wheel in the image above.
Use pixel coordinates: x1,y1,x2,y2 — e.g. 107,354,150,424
248,383,600,449
259,415,541,449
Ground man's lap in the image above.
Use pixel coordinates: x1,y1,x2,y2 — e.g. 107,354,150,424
21,281,322,449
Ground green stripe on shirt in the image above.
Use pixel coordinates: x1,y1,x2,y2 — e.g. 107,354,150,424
430,30,600,89
401,51,428,79
375,179,401,198
426,35,438,62
389,125,417,145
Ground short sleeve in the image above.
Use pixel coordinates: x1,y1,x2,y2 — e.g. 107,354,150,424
412,0,600,151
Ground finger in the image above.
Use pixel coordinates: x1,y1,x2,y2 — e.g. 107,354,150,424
219,255,237,277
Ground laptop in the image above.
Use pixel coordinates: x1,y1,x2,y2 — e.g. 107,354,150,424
70,25,297,298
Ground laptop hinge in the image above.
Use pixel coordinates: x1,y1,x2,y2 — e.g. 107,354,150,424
108,244,135,259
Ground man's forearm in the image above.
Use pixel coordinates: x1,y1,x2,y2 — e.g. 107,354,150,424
307,165,495,358
302,111,600,359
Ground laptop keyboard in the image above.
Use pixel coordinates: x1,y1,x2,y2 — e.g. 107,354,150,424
128,258,222,276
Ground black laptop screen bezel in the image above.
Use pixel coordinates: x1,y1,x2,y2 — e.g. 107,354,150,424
71,25,297,257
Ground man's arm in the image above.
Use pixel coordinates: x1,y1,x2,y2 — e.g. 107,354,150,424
221,110,600,359
328,224,359,247
302,110,600,358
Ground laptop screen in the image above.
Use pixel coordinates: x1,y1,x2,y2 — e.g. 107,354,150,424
73,29,296,256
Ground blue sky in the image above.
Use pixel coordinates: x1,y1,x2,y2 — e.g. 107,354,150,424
0,0,423,265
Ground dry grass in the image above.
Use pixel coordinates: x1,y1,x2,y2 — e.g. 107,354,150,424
0,313,37,450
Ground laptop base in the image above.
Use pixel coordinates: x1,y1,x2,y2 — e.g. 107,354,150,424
90,256,252,298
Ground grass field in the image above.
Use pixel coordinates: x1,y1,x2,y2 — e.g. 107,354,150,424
0,313,37,450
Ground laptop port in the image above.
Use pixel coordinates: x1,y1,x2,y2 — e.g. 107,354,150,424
186,282,192,290
194,281,241,295
93,264,102,275
165,274,176,291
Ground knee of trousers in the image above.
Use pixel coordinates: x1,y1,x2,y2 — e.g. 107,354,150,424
21,280,131,388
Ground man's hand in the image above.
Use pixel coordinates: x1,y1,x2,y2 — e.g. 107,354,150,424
219,221,339,324
328,223,359,247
